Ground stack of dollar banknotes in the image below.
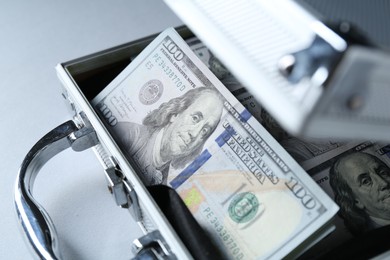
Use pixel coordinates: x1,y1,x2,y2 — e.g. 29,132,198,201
92,28,388,259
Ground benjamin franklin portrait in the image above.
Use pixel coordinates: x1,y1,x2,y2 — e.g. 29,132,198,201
329,152,390,235
113,86,224,185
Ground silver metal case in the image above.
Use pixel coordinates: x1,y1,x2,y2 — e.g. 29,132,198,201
15,27,196,259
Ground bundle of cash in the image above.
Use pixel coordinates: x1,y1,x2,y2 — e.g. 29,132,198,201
92,28,338,259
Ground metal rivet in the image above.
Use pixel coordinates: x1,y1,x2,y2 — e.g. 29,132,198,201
339,22,351,33
347,95,364,110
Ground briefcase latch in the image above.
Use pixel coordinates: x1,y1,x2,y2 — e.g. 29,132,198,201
104,165,176,259
132,230,176,260
104,164,143,223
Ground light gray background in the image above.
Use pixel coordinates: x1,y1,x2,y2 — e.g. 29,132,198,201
0,1,182,259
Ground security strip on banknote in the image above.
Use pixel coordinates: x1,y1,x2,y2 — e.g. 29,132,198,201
92,28,338,259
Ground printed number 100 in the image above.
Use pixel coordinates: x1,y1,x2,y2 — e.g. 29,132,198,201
163,38,184,61
285,177,317,209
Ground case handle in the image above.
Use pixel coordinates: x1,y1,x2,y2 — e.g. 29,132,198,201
14,118,99,260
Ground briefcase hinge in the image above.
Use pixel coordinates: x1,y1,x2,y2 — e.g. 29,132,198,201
279,21,347,86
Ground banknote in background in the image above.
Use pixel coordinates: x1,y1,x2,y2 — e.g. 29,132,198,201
92,27,338,259
295,141,390,258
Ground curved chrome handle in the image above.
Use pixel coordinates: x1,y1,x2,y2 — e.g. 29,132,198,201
14,119,99,259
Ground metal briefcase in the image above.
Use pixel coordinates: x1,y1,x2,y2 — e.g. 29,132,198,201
14,26,224,260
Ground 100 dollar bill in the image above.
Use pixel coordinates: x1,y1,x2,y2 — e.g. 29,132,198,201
92,28,338,259
297,141,390,258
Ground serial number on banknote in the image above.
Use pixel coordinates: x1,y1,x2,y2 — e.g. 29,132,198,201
203,207,245,260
